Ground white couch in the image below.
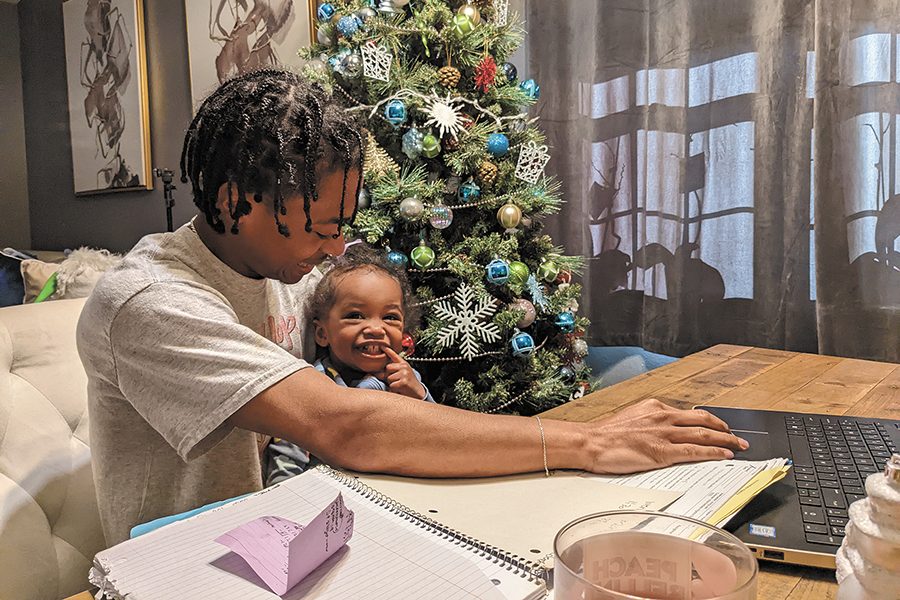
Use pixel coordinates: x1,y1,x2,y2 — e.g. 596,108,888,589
0,298,105,600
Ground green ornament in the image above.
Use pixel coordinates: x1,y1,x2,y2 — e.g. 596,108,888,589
508,261,529,285
422,134,441,158
410,242,436,270
451,14,474,36
537,259,560,282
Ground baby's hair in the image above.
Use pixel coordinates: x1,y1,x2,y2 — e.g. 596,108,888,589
310,243,421,334
180,68,364,237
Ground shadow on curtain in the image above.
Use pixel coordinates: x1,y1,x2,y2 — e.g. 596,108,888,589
531,0,900,361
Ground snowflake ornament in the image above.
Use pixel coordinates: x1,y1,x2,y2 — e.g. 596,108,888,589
526,274,549,310
421,94,467,140
361,41,392,82
515,140,551,184
432,283,501,360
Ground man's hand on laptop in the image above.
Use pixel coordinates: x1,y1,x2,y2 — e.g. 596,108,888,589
584,399,750,474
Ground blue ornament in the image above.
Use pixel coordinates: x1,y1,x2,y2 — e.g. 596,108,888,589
384,99,407,126
485,258,510,284
317,3,336,21
510,331,535,357
520,78,540,100
486,133,509,157
387,250,408,266
457,180,480,202
337,15,361,36
555,311,575,333
402,128,424,159
502,62,517,83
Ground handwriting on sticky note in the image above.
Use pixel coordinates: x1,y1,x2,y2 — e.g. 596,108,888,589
215,493,354,596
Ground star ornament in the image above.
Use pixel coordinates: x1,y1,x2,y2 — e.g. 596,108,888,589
421,94,467,141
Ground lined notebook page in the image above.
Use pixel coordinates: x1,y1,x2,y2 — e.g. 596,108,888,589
92,468,545,600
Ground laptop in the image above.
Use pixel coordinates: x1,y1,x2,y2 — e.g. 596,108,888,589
701,406,900,569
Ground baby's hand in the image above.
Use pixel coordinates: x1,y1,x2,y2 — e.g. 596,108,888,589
382,346,428,400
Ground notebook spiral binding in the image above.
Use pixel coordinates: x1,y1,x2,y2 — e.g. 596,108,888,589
318,465,549,584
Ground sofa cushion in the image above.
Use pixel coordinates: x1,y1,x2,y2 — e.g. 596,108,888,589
0,298,105,600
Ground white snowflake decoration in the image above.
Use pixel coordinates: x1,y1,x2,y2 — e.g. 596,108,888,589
526,275,548,310
421,94,467,140
493,0,509,26
432,283,501,360
515,140,551,184
361,41,392,82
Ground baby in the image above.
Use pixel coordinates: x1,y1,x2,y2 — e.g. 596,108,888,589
264,242,434,485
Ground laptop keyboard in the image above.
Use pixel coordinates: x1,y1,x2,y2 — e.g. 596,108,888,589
785,415,898,546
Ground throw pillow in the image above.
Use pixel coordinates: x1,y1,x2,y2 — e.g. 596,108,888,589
52,247,123,300
20,259,59,303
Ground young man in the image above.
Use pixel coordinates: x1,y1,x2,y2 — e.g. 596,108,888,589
77,69,747,546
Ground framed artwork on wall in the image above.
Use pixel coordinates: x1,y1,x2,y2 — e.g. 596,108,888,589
185,0,317,109
62,0,152,195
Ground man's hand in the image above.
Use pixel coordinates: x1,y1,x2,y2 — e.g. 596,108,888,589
378,346,428,400
582,399,749,474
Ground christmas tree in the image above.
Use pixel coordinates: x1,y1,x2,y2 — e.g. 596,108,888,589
301,0,591,415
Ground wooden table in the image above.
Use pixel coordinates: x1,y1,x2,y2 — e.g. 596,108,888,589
66,343,900,600
537,343,900,600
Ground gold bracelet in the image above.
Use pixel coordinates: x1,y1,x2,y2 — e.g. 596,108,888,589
535,416,550,477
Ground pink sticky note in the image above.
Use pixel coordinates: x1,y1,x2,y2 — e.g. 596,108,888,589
215,493,354,595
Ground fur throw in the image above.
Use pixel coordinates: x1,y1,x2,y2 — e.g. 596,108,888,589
52,247,122,300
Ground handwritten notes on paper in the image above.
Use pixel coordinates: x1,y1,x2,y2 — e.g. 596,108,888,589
215,493,354,596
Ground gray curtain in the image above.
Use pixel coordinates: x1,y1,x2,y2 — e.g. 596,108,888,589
531,0,900,361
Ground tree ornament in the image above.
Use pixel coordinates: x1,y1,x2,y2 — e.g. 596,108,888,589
317,3,336,21
399,196,425,221
364,133,400,178
555,269,572,284
316,27,332,44
493,0,509,25
401,127,424,159
451,14,475,36
444,136,460,152
357,188,370,210
361,41,392,81
501,62,517,83
474,55,498,93
422,94,467,140
560,365,576,383
476,160,499,188
422,134,441,158
357,6,377,21
433,282,501,360
410,241,436,270
555,311,575,333
510,330,536,358
457,4,481,25
508,261,529,285
336,14,361,36
376,0,396,13
510,298,536,327
402,332,415,355
429,204,453,229
387,249,408,266
485,257,510,284
520,78,540,99
338,53,363,78
438,65,461,88
537,258,560,282
526,274,549,310
384,99,407,126
457,180,480,202
572,338,589,358
497,202,522,229
305,56,328,76
486,133,509,157
515,141,551,184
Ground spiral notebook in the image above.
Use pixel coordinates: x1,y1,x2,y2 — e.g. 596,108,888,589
89,465,548,600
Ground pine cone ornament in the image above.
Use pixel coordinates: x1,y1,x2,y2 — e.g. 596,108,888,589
476,160,499,188
444,136,460,151
438,66,461,88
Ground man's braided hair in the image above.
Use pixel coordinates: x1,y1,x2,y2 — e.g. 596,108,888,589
180,68,364,237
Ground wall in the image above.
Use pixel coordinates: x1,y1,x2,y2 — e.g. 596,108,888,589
0,2,31,249
19,0,195,254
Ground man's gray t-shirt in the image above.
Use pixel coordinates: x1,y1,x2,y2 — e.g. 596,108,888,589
77,223,320,545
